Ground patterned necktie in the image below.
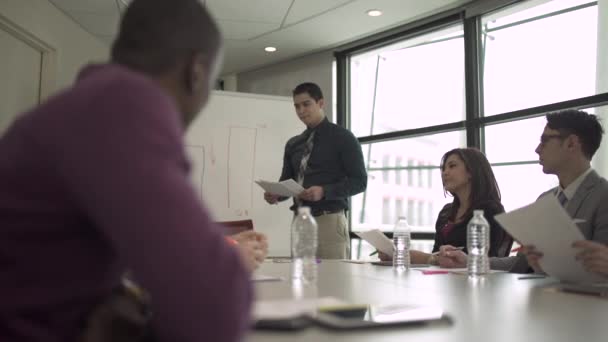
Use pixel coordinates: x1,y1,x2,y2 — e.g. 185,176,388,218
297,131,315,185
557,191,568,207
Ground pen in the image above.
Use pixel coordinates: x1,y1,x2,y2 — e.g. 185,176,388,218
561,286,608,297
369,250,378,256
517,275,546,280
434,246,465,255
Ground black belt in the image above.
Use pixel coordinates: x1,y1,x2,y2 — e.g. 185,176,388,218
311,209,344,217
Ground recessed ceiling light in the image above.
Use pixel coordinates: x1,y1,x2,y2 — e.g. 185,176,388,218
264,46,277,52
367,9,383,17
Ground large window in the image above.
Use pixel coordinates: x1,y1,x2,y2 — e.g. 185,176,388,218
348,23,466,239
339,0,608,259
350,24,465,137
480,0,605,211
482,0,600,116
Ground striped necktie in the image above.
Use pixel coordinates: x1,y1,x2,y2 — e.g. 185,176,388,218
557,191,568,207
294,131,315,207
297,131,315,185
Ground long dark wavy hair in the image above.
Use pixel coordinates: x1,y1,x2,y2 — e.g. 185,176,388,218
440,148,502,222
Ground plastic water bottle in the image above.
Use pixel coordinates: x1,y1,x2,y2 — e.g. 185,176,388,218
467,210,490,277
392,216,411,272
291,206,318,284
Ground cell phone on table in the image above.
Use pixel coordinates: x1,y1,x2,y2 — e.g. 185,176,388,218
313,304,451,330
253,315,312,331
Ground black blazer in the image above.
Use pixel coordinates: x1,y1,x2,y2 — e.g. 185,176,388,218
432,201,513,257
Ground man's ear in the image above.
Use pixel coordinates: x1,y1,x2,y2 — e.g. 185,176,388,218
566,134,580,151
185,53,208,94
317,98,325,109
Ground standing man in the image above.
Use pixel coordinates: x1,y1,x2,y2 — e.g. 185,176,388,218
264,82,367,259
437,110,608,275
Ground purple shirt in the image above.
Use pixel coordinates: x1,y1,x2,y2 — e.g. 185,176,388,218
0,64,252,342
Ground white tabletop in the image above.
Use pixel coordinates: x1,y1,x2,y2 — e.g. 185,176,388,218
247,260,608,342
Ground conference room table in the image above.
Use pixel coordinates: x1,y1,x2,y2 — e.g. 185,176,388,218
248,260,608,342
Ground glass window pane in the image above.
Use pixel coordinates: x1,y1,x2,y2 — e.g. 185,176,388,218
482,1,599,116
493,164,558,212
350,24,465,137
352,130,466,233
484,116,547,163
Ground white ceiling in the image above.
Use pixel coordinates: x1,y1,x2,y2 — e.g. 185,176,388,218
48,0,472,75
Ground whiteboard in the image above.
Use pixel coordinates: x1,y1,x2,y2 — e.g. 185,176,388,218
185,90,303,256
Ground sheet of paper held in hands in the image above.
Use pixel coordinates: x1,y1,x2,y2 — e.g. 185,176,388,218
494,195,604,284
255,179,304,197
355,229,394,255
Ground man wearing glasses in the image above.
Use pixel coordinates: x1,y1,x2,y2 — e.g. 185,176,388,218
438,110,608,273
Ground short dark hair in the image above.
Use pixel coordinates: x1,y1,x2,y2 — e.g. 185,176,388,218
440,148,503,221
546,110,604,159
111,0,221,75
292,82,323,101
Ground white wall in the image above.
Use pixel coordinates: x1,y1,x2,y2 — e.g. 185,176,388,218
0,0,109,95
235,50,335,121
0,27,41,133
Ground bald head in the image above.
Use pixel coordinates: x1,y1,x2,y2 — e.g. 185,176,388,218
111,0,222,75
111,0,223,125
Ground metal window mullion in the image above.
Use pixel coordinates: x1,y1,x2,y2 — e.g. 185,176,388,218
464,16,483,150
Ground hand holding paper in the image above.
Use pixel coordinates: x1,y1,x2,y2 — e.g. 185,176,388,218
494,195,604,283
256,179,304,197
355,229,394,256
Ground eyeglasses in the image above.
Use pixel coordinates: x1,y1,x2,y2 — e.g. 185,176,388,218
539,134,566,145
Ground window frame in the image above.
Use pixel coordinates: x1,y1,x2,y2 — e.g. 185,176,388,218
335,0,608,242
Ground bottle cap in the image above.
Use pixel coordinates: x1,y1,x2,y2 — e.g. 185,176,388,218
395,216,408,225
297,206,311,215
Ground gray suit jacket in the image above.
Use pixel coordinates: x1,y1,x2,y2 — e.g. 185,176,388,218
492,170,608,272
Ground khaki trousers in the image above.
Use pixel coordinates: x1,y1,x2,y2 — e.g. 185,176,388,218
315,211,349,259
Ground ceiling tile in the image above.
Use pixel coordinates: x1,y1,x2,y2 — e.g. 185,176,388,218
72,11,121,36
49,0,120,14
283,0,354,26
207,0,292,23
98,35,116,45
77,0,472,74
217,20,280,41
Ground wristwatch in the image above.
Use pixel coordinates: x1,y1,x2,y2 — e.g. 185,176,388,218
428,253,438,265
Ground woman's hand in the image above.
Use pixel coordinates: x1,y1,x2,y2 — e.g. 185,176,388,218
436,245,467,268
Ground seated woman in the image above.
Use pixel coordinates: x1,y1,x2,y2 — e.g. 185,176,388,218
379,148,512,264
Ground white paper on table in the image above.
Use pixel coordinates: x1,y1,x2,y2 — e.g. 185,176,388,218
253,297,347,321
494,195,604,284
255,179,304,197
340,259,371,264
447,269,506,275
251,273,285,282
355,229,394,255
